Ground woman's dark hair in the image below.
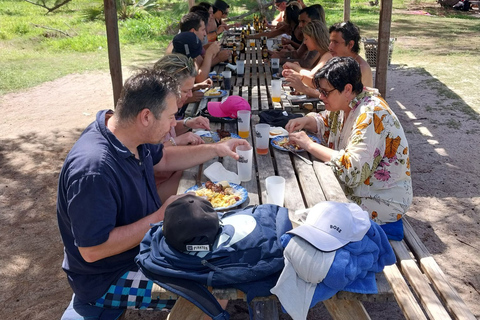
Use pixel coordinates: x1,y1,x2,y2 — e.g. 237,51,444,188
198,1,212,10
284,1,301,25
115,69,178,123
314,57,363,95
189,6,209,26
309,4,326,24
328,21,361,54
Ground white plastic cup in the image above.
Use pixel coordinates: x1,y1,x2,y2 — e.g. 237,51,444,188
237,110,251,138
271,79,282,103
236,60,245,76
249,39,255,47
266,176,286,206
236,145,253,182
255,123,270,155
222,70,232,90
271,58,280,75
267,39,274,50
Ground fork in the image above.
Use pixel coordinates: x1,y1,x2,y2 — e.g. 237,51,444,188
286,147,312,165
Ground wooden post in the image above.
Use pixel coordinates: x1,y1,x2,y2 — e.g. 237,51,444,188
343,0,351,22
188,0,195,9
375,0,392,97
104,0,123,108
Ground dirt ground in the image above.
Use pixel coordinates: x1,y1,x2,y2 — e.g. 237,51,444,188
1,64,479,320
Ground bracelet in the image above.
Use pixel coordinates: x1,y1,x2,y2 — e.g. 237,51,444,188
169,137,177,146
183,117,192,128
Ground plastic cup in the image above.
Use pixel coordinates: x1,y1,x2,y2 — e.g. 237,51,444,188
222,71,232,90
266,176,286,206
267,39,274,50
255,123,270,155
249,39,255,47
236,145,253,182
236,60,245,77
271,58,280,75
237,110,251,138
271,79,282,103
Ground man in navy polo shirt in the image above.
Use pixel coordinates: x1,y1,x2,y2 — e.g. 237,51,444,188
57,68,249,319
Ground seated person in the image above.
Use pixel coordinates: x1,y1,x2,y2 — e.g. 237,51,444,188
329,21,373,87
198,1,222,42
212,0,241,35
269,0,288,27
248,1,303,46
57,68,249,319
172,31,222,82
271,5,325,68
282,20,333,97
285,57,412,240
166,12,230,66
153,53,211,202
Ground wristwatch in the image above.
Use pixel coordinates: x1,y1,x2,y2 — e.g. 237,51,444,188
183,117,192,128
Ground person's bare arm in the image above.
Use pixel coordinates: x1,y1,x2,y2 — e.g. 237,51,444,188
78,195,183,262
155,138,250,173
196,42,220,82
248,25,289,39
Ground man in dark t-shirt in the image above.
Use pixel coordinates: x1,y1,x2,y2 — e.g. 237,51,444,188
58,68,248,319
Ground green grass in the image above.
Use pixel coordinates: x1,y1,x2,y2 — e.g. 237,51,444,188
1,0,480,114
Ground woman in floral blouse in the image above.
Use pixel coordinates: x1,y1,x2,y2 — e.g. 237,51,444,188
286,57,412,240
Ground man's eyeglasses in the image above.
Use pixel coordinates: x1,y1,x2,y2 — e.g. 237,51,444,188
319,88,336,98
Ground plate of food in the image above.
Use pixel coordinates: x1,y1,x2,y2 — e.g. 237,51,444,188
195,129,241,144
271,134,320,152
185,181,248,211
203,88,228,99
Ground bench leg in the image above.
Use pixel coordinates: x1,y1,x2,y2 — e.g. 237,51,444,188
168,297,205,320
323,296,371,320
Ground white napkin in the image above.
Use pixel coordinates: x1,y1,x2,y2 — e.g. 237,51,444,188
203,162,240,185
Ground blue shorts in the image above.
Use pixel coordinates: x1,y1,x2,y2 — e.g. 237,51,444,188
94,270,175,310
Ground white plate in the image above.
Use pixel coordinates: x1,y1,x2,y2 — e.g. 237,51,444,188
185,183,248,211
271,134,320,152
269,127,288,138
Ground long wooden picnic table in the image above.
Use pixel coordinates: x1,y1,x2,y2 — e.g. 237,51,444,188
151,33,476,320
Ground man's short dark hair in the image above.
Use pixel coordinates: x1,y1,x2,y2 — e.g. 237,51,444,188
329,21,361,54
189,6,209,26
180,12,203,32
299,6,321,22
115,69,178,122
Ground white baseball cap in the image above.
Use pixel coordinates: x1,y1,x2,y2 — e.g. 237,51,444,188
288,201,371,252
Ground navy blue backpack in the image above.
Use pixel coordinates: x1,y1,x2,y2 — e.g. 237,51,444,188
135,204,292,320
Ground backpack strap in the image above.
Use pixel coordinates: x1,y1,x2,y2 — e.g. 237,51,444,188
151,274,230,320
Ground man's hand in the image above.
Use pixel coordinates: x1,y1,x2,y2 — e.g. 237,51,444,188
284,72,305,92
215,138,250,160
206,41,221,57
215,49,231,63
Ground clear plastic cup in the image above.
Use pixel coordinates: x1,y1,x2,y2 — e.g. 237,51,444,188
237,110,251,138
255,123,270,155
266,176,286,206
236,145,253,182
271,79,282,103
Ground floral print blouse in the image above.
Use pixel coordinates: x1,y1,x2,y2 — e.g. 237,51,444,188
308,88,412,225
